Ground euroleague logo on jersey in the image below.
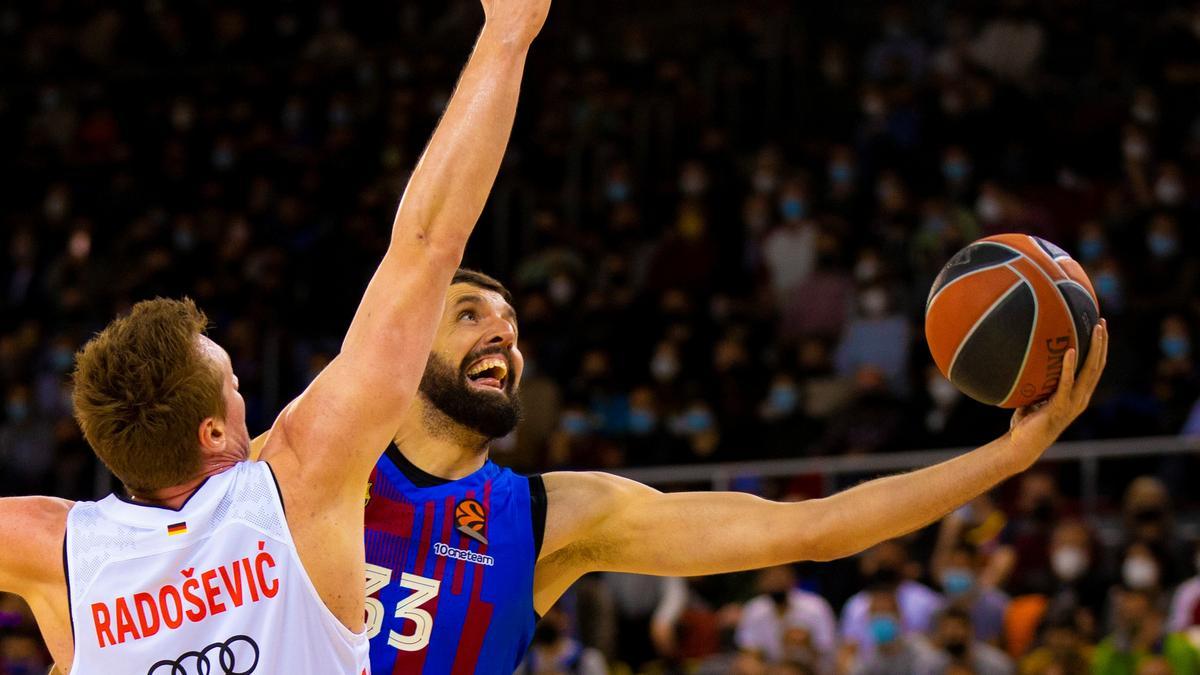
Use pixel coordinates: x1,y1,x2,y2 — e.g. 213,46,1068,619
454,498,489,546
146,634,259,675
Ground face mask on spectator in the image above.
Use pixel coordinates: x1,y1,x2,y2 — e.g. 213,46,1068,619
779,197,807,221
753,170,779,194
941,569,975,597
5,400,29,423
679,171,707,197
683,408,714,435
943,159,971,182
1052,546,1088,582
1122,138,1149,162
767,384,799,415
627,408,657,436
548,276,574,305
1094,272,1122,305
928,377,959,407
854,258,880,283
976,194,1003,224
1147,232,1179,258
560,412,591,437
1131,102,1158,125
49,346,73,372
650,353,679,383
1077,236,1104,263
860,289,888,318
1161,335,1190,360
829,162,854,186
1122,555,1159,590
869,614,900,645
1154,178,1184,205
605,180,631,203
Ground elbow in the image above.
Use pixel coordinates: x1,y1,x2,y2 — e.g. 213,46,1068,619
780,498,861,563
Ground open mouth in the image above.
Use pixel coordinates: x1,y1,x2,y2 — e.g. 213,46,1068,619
465,355,509,391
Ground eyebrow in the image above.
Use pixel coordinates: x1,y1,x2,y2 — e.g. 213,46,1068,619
454,294,518,322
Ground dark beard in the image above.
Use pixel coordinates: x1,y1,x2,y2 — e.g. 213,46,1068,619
418,351,522,440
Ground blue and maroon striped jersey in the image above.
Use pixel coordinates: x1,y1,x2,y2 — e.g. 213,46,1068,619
364,443,545,674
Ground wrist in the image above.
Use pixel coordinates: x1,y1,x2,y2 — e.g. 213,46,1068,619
478,23,536,54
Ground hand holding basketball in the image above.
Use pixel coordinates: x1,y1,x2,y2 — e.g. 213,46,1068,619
1008,319,1108,470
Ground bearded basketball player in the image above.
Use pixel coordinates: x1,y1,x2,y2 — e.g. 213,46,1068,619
0,0,553,672
250,276,1107,674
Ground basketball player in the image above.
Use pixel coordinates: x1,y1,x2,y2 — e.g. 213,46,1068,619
0,0,553,672
248,270,1107,673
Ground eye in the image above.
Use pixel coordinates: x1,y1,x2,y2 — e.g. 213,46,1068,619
458,309,477,322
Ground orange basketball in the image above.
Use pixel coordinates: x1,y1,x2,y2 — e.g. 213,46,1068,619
925,234,1100,408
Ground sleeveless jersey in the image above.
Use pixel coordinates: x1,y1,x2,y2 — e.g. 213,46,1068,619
364,443,545,674
64,461,370,675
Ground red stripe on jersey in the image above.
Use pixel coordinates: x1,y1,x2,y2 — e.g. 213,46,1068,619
433,495,455,580
365,492,415,538
450,480,494,674
414,500,437,575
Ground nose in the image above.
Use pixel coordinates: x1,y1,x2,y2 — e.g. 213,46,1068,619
483,316,516,349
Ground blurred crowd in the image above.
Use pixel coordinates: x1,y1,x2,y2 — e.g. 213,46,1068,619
2,0,1200,671
519,473,1200,675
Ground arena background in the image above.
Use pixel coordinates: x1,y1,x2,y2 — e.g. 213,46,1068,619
2,0,1200,673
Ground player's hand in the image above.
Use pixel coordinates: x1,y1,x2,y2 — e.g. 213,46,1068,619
1008,319,1108,469
480,0,552,47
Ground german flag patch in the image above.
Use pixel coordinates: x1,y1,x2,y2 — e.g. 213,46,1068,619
167,522,187,537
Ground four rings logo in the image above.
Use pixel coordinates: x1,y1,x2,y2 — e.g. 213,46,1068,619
147,634,259,675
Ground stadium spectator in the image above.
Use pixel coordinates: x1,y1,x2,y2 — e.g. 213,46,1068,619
1092,587,1200,675
839,540,944,661
735,565,838,674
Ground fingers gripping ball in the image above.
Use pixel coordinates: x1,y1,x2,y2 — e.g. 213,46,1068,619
925,234,1100,408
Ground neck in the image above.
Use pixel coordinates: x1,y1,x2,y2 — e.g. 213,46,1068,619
392,399,490,480
130,454,243,509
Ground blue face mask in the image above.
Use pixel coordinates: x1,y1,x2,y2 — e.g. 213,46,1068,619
942,569,975,597
768,385,799,415
870,615,900,645
1162,335,1190,360
628,409,657,436
780,198,807,221
561,413,591,437
1077,237,1105,263
1094,273,1121,300
1148,233,1179,258
6,401,29,423
829,164,854,185
606,181,631,203
49,347,74,372
684,409,715,434
943,160,970,181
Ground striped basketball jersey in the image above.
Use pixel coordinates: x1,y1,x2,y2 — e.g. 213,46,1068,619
364,443,545,674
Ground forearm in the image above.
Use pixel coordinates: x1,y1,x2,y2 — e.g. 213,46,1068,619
789,434,1019,561
390,27,530,259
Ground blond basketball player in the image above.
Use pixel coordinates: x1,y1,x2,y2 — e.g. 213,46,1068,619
0,0,552,672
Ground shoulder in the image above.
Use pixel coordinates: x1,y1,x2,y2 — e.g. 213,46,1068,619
0,496,72,588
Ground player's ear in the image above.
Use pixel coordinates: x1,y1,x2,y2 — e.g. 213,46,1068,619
198,416,226,453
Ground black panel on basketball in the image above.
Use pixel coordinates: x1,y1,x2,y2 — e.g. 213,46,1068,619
1057,282,1099,369
949,283,1037,405
927,243,1022,306
1034,236,1071,260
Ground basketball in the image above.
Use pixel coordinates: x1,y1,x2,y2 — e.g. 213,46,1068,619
925,234,1101,409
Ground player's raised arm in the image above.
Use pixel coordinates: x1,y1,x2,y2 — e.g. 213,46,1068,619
265,0,551,492
533,322,1107,614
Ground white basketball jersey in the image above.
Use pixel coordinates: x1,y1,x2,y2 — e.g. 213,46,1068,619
64,461,370,675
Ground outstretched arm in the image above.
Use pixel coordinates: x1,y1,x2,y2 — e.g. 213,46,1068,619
534,322,1107,613
263,0,551,496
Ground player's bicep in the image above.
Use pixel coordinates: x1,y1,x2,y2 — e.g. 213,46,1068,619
0,498,68,594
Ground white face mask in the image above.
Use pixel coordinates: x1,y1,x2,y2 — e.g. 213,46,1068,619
1122,556,1160,590
1052,546,1088,582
